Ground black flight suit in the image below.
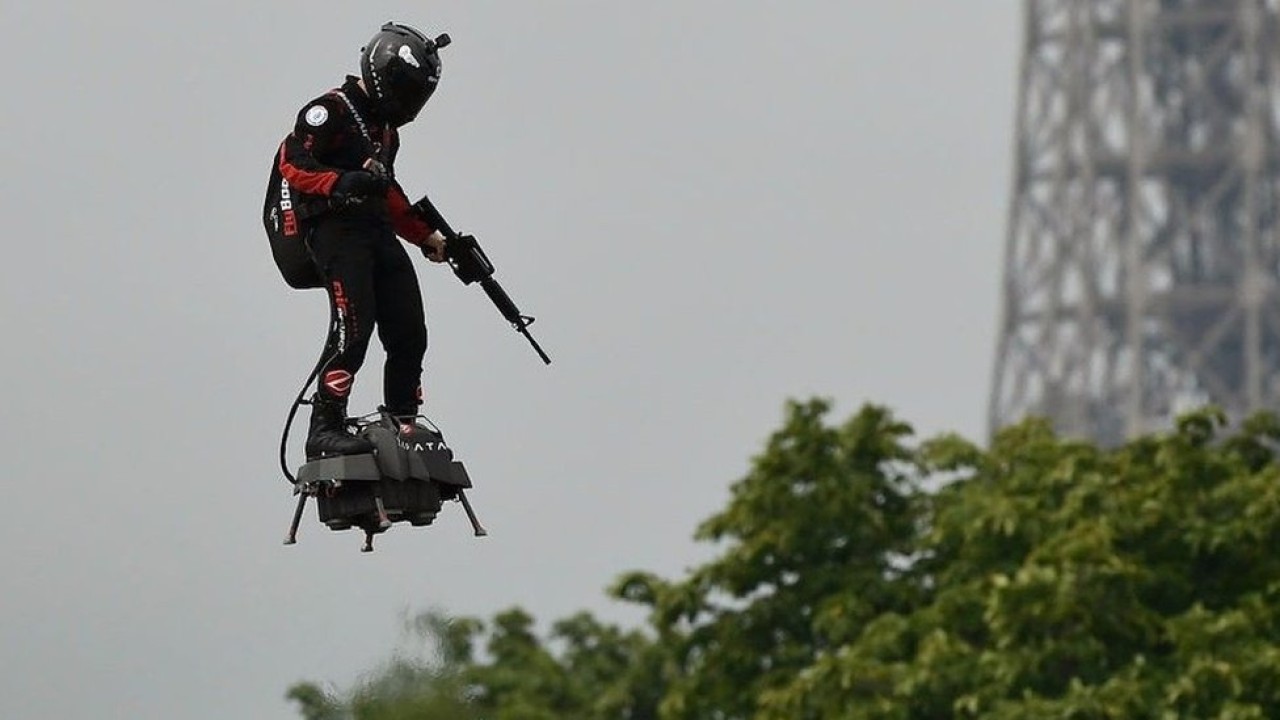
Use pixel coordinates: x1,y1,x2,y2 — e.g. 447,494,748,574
276,76,437,416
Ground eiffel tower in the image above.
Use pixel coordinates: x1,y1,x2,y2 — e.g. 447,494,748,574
989,0,1280,444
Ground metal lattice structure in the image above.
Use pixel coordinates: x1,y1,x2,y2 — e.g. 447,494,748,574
989,0,1280,444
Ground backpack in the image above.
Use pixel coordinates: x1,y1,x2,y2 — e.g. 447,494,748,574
263,150,324,290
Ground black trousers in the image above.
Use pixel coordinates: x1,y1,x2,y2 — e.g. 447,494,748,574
308,213,426,414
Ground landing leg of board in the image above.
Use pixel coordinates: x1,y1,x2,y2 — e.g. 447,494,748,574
285,491,308,545
457,488,488,537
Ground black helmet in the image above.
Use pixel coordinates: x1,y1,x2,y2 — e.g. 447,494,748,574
360,22,450,127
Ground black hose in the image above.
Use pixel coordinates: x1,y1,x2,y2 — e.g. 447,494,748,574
279,254,340,485
278,342,334,485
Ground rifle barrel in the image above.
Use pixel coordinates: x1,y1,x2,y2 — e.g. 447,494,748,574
479,278,551,364
521,325,552,365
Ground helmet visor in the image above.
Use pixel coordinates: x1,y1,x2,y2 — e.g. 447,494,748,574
386,67,437,124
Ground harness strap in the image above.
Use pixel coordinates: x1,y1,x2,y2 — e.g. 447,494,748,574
332,90,392,166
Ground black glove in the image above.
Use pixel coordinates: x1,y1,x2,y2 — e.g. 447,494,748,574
332,171,388,200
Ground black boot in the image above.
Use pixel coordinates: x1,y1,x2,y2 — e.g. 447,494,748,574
383,403,422,431
305,395,373,460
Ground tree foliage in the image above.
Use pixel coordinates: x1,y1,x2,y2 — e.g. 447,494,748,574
291,401,1280,719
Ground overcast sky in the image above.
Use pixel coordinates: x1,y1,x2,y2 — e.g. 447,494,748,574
0,2,1019,718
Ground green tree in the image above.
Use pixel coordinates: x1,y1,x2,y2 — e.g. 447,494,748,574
286,611,482,720
463,608,661,720
293,402,1280,720
288,607,660,720
614,399,923,720
759,409,1280,719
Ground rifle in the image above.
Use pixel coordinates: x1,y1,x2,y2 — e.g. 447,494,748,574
412,195,550,364
446,233,551,364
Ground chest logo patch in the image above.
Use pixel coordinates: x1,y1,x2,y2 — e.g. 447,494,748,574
305,105,329,127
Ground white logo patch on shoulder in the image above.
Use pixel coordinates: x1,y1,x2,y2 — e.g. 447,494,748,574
398,44,421,68
305,105,329,126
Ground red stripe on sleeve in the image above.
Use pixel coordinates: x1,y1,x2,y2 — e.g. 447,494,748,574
387,185,434,244
277,143,340,196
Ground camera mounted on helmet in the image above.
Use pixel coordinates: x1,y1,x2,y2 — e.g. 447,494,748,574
360,22,450,127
